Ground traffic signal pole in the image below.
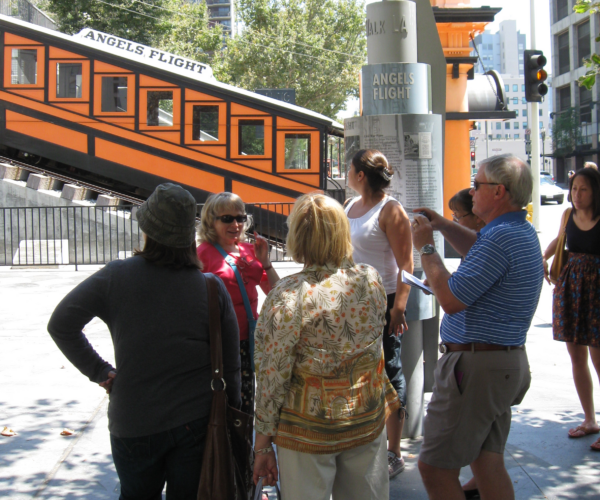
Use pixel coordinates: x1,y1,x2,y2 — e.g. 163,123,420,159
530,0,541,231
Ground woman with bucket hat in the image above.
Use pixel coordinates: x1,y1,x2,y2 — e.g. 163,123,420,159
48,183,241,499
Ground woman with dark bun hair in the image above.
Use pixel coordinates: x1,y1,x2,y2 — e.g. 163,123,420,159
344,149,413,478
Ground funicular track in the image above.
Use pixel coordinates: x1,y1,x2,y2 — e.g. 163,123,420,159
0,154,145,206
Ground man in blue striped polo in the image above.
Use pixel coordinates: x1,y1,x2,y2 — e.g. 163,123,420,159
410,154,544,500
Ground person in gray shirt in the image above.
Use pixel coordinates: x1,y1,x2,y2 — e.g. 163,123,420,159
48,183,241,500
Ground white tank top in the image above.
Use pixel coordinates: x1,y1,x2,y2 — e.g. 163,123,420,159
345,195,400,295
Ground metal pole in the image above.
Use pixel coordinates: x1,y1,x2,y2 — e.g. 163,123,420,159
530,0,541,230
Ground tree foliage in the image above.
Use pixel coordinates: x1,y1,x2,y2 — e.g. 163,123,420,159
39,0,168,45
39,0,367,119
155,0,223,68
574,1,600,89
221,0,366,118
552,108,584,156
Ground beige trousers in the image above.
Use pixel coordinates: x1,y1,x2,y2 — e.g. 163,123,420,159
276,430,389,500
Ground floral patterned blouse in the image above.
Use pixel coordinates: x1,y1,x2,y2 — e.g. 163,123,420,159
254,259,400,454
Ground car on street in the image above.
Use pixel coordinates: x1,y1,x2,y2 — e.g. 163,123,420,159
540,171,555,181
540,176,564,204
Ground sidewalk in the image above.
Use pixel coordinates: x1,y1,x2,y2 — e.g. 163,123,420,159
1,255,600,498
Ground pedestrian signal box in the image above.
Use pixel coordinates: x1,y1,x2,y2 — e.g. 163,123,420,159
524,50,548,103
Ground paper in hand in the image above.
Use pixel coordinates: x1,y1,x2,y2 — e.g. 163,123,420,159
401,270,433,294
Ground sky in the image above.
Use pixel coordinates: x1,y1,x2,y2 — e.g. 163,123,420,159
338,0,554,119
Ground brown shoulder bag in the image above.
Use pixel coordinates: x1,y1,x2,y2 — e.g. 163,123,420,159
549,208,572,285
198,274,255,500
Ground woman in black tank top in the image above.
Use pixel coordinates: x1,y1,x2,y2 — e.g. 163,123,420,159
543,167,600,451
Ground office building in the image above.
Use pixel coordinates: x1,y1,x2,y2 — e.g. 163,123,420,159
473,20,526,75
551,0,599,182
205,0,234,36
470,74,552,170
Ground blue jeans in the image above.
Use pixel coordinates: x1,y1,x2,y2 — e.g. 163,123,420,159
383,293,407,410
110,415,209,500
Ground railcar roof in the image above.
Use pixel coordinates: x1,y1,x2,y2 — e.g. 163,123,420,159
0,14,344,132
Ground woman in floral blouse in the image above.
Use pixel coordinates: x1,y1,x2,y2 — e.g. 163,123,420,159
252,193,400,500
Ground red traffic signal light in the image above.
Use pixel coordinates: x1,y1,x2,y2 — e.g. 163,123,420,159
524,50,548,103
470,151,475,160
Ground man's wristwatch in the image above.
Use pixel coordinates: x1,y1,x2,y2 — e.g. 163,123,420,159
419,244,436,256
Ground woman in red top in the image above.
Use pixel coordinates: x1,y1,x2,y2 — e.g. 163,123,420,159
198,192,280,413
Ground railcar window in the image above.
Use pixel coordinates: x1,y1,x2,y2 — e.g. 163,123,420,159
284,134,310,169
11,49,37,85
192,105,219,140
101,76,128,112
56,63,82,98
239,120,264,155
147,91,173,126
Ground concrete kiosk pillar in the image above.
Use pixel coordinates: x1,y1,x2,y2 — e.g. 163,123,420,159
345,0,446,438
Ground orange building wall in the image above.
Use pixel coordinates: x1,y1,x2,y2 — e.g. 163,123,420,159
435,14,489,219
444,121,471,217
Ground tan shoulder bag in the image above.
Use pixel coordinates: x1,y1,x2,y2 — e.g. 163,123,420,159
549,208,572,285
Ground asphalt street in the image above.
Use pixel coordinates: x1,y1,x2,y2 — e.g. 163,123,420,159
1,191,600,499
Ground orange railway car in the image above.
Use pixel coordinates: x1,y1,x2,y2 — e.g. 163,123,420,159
0,15,344,205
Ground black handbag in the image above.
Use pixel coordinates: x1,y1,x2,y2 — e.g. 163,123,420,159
198,274,255,500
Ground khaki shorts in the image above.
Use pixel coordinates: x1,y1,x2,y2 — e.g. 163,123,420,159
419,349,531,469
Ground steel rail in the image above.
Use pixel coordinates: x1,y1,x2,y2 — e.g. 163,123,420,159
0,155,145,205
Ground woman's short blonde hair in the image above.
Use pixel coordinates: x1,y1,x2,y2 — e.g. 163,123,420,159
286,193,353,267
198,192,249,244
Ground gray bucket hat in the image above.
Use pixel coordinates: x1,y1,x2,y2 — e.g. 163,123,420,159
136,183,197,248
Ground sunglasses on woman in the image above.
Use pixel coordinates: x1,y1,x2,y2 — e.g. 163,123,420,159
216,214,248,224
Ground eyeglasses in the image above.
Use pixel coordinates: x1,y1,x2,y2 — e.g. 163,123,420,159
216,214,248,224
473,180,509,192
452,212,473,222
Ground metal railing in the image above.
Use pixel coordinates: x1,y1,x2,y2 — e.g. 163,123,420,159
0,202,294,268
1,205,143,268
0,0,56,30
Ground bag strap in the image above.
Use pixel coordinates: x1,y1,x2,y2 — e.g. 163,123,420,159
205,274,225,387
561,207,573,231
213,243,255,325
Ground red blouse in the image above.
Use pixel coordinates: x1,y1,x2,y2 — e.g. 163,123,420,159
197,241,267,341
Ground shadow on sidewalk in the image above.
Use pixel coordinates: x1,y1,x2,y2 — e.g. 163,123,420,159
0,397,119,499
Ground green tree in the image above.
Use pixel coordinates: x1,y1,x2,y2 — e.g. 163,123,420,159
574,1,600,89
39,0,168,45
221,0,366,118
39,0,224,69
552,108,584,156
155,0,224,69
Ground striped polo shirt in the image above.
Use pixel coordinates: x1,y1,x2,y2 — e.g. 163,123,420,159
441,211,544,346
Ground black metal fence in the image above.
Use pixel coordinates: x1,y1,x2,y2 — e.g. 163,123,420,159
0,203,293,268
0,0,57,30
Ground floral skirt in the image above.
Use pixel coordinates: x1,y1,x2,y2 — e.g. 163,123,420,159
240,339,255,415
553,252,600,347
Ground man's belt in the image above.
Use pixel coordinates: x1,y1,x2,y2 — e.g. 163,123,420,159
439,342,525,354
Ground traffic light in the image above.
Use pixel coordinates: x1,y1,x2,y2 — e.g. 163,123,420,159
470,150,476,168
524,50,548,102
